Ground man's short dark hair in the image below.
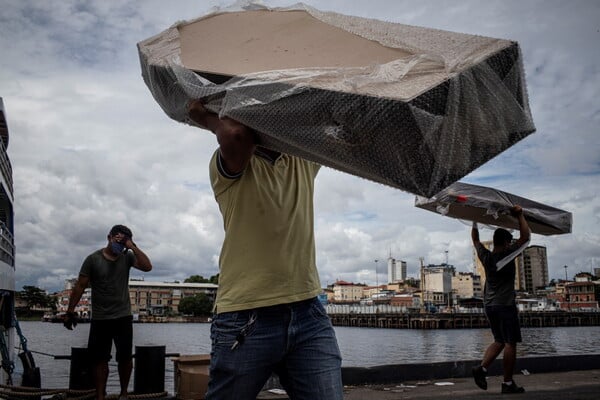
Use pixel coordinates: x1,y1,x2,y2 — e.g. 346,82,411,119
109,225,133,238
493,228,512,247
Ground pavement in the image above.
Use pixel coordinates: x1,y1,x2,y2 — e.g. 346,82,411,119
258,369,600,400
341,368,600,399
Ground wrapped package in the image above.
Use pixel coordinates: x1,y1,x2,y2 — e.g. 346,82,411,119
415,182,572,235
137,2,535,197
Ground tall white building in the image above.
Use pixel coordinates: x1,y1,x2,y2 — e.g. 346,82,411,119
387,256,407,283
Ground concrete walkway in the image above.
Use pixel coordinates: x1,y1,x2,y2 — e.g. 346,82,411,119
257,369,600,400
342,369,600,400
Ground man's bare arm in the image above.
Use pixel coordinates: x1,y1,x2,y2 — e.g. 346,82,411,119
188,100,256,174
471,221,481,247
67,274,89,313
511,205,531,247
124,237,152,272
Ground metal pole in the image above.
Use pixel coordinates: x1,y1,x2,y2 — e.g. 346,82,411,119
134,345,166,394
374,259,379,293
68,348,94,390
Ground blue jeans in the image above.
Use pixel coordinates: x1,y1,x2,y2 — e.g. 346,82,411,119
206,297,343,400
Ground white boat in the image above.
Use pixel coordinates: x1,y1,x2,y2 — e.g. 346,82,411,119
0,98,18,385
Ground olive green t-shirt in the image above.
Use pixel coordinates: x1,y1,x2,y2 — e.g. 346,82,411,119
210,149,322,313
79,249,135,320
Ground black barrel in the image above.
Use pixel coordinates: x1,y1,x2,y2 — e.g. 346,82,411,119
69,347,94,390
133,345,165,394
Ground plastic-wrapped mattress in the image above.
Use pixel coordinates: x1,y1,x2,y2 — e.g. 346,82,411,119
415,182,572,235
138,2,535,197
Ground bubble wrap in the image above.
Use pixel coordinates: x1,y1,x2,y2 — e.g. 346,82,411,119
415,182,572,235
137,2,535,197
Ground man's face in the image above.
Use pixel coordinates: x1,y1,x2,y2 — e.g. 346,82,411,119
108,232,128,255
110,232,128,244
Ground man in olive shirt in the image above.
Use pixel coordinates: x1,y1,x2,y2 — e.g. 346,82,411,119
471,206,530,394
64,225,152,400
188,101,343,400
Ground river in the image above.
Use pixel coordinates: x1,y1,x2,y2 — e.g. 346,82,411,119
14,321,600,392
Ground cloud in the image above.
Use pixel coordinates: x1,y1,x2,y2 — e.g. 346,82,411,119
1,0,599,293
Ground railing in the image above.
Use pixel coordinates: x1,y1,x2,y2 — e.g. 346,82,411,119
0,140,12,196
0,220,14,267
326,307,600,329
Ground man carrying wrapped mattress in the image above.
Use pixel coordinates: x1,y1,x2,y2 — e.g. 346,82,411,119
187,100,343,400
471,205,530,394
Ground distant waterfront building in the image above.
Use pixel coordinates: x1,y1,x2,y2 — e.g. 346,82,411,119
128,280,218,315
332,280,364,303
516,245,549,293
323,287,335,303
57,279,218,316
390,293,421,309
534,273,599,311
473,240,547,292
452,272,482,299
387,256,407,283
517,297,553,312
473,240,493,290
562,276,600,311
56,278,92,317
421,264,454,306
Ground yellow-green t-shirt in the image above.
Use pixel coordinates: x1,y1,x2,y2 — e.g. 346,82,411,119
210,148,322,313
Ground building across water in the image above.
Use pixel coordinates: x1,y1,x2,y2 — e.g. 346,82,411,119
55,278,218,318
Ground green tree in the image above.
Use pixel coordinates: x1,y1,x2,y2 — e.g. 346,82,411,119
47,294,58,311
184,274,219,284
184,275,209,283
178,293,213,316
20,286,53,309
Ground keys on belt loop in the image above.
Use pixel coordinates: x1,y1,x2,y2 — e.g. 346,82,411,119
231,312,257,350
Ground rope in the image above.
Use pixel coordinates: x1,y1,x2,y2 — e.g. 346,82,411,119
13,349,57,358
12,309,28,353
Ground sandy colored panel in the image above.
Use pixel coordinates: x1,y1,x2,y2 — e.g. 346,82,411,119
178,10,411,75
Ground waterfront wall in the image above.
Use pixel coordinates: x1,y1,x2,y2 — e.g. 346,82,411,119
328,311,600,329
342,354,600,384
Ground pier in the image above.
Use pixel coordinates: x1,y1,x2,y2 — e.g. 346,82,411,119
328,311,600,329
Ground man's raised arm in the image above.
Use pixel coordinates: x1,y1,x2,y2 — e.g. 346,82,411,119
511,205,531,247
188,100,256,175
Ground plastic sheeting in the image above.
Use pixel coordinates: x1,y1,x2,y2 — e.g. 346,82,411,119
137,2,536,197
414,182,572,235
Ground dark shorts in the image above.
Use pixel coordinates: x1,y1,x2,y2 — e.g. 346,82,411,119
485,305,522,344
88,315,133,363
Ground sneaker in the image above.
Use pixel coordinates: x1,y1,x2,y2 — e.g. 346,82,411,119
501,381,525,394
472,366,487,390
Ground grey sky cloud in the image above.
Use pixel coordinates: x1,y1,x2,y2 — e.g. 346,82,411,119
1,0,599,292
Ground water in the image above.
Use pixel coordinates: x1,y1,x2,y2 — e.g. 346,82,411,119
14,321,600,392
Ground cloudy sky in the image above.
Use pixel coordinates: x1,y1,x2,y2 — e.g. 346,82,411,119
1,0,598,293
